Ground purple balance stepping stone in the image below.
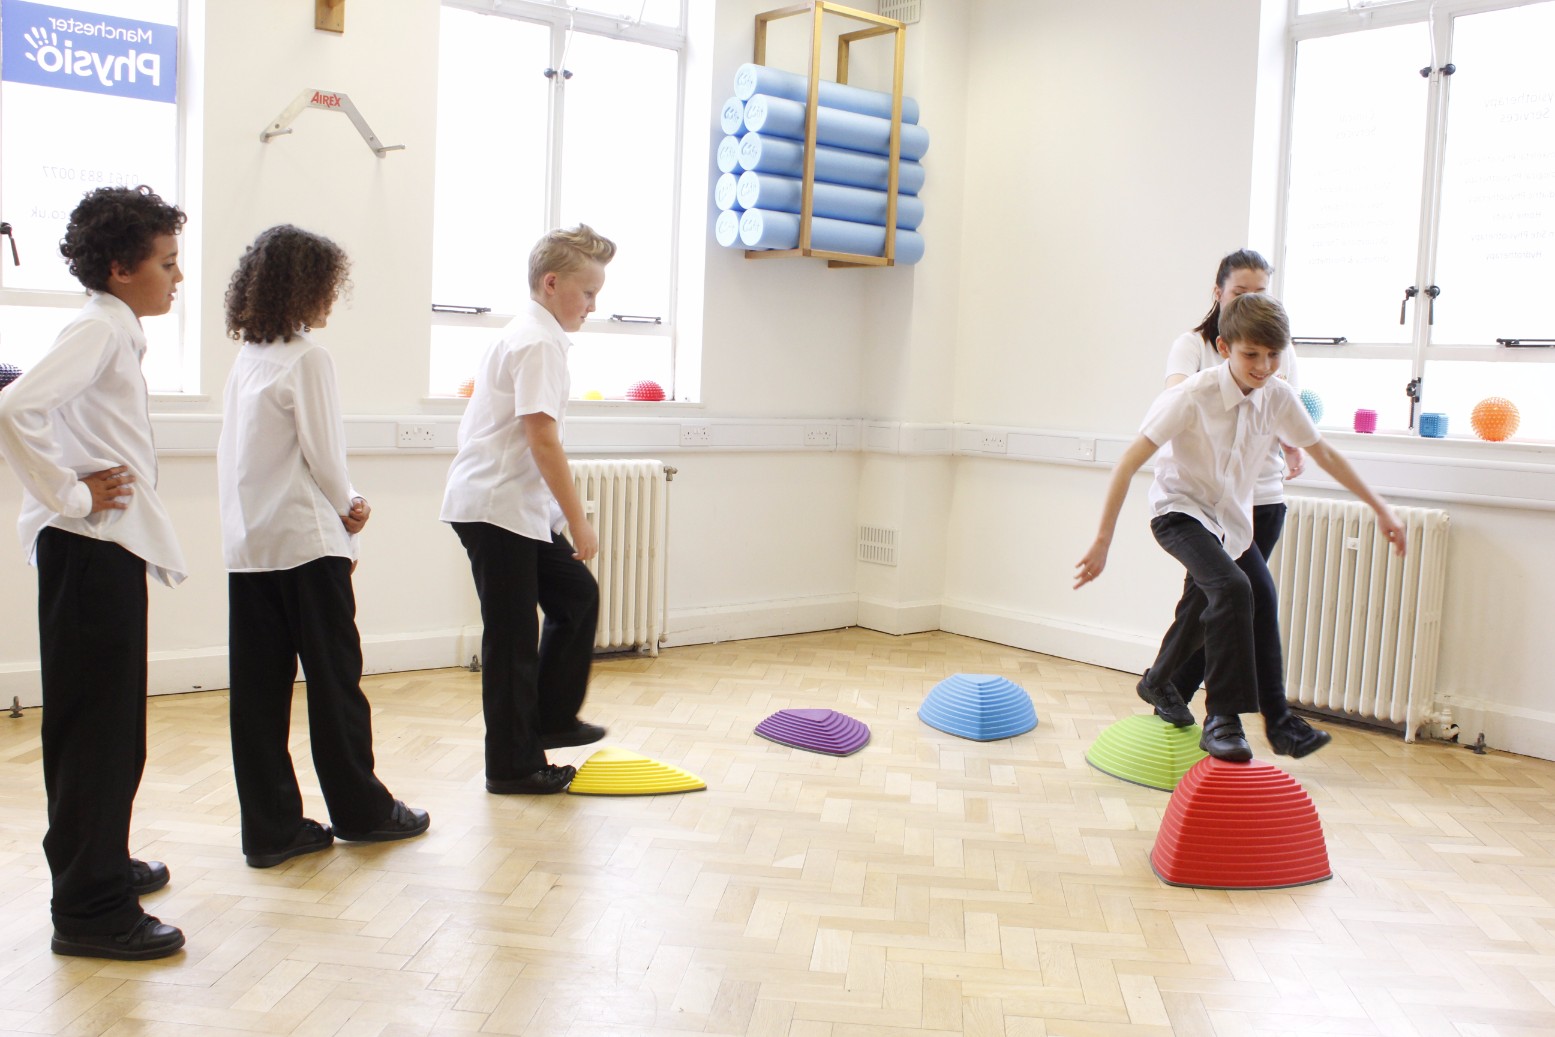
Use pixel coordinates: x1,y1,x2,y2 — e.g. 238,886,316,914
755,708,870,756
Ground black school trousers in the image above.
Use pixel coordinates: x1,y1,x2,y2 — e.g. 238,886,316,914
452,522,598,780
35,527,150,937
228,556,393,855
1168,502,1293,720
1145,512,1268,719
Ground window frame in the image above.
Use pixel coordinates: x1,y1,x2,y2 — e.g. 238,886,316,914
431,0,689,398
0,0,195,394
1272,0,1555,438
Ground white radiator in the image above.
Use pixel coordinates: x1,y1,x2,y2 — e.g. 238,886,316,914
1270,496,1450,742
569,459,674,656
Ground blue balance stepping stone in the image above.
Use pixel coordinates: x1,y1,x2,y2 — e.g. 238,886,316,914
919,673,1037,741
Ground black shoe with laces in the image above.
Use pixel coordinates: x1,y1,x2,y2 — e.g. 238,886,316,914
1199,714,1253,762
486,763,576,795
1136,672,1194,727
245,819,334,869
129,858,169,896
1267,712,1333,758
335,799,431,843
52,913,185,961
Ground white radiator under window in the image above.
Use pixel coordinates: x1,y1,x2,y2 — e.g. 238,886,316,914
1270,496,1450,742
569,459,674,656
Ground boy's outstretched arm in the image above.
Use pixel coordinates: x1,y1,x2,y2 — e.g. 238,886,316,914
1075,433,1160,588
1305,438,1406,556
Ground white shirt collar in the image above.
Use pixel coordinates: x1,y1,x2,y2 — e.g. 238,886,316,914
525,298,569,350
1214,360,1266,414
84,291,148,360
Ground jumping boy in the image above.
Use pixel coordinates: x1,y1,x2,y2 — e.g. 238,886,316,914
1074,292,1406,761
442,225,615,795
0,186,189,959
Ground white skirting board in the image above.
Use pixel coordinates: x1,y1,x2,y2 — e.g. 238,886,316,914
0,629,480,710
0,598,861,709
856,597,942,636
7,595,1548,762
939,598,1157,675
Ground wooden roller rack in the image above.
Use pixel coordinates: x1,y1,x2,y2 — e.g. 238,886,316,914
747,2,907,268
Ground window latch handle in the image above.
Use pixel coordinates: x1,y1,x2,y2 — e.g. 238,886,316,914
1424,285,1440,325
1400,285,1418,325
1406,376,1423,430
0,221,17,266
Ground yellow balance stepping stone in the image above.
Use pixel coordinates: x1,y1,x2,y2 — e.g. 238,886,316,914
568,748,706,796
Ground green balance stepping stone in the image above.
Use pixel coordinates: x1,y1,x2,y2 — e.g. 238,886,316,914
1086,713,1208,791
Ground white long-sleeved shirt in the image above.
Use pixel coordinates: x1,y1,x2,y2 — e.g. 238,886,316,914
1165,329,1301,506
0,293,187,586
440,301,570,542
1142,362,1320,560
218,334,358,571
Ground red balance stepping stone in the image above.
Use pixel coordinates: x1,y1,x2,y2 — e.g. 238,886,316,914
1151,755,1331,890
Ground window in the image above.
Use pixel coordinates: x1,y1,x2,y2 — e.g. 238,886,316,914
1278,0,1555,441
430,0,686,400
0,0,185,391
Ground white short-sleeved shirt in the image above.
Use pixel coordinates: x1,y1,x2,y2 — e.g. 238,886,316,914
0,293,187,586
440,301,570,541
1142,362,1321,560
1165,329,1301,505
218,334,359,571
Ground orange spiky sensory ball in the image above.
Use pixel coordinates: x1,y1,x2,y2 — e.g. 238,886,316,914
457,378,475,398
1470,397,1519,442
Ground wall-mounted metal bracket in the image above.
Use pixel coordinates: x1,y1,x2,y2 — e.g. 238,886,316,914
259,88,405,156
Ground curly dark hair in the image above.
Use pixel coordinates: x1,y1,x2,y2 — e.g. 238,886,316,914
59,185,187,292
225,225,351,344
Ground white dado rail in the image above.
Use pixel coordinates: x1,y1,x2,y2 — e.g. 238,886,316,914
141,412,1555,511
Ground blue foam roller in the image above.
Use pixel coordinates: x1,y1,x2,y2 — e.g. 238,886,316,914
734,62,921,124
714,209,742,247
719,96,746,137
714,172,741,211
738,132,925,195
743,93,930,161
739,208,924,264
918,673,1037,741
1419,412,1448,438
736,171,923,230
716,135,741,173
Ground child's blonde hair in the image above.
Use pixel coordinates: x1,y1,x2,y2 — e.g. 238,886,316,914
528,224,616,292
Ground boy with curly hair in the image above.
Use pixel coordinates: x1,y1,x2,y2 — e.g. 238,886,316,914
0,185,189,959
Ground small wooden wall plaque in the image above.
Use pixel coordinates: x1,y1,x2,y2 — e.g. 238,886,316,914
315,0,345,34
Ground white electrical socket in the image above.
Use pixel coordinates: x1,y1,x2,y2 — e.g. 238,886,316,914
396,423,436,448
680,424,712,446
1076,438,1096,461
804,427,836,448
981,430,1008,453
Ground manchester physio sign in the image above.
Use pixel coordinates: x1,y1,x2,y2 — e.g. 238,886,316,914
1,0,177,103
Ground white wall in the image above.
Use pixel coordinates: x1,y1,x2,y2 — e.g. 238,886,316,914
939,0,1555,761
2,0,1549,764
0,0,871,703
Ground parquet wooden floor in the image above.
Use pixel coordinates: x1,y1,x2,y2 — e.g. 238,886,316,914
2,628,1553,1036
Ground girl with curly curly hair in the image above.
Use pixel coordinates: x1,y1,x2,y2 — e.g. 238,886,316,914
218,225,428,871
